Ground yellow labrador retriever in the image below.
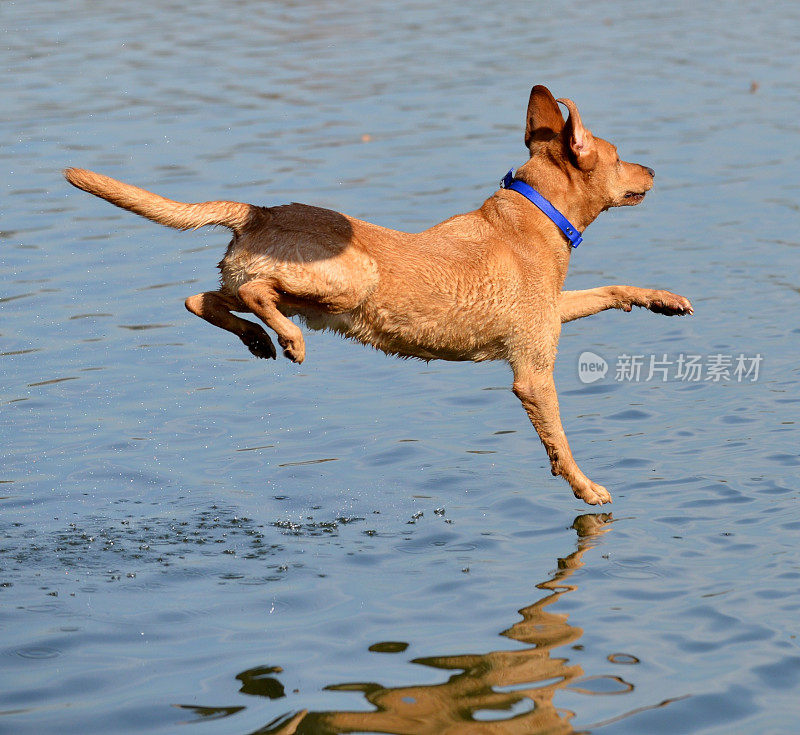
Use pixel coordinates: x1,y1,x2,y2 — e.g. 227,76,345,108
65,85,692,505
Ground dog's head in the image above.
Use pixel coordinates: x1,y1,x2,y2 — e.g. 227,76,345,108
520,85,654,214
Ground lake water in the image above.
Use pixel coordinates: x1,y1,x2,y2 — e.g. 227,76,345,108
2,1,799,732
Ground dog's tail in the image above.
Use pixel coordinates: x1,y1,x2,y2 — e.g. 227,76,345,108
63,168,260,233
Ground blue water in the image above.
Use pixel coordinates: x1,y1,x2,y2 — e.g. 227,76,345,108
2,1,799,732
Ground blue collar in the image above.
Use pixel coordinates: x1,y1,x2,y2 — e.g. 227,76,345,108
500,169,583,248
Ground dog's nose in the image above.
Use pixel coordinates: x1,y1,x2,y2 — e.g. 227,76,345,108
645,167,655,178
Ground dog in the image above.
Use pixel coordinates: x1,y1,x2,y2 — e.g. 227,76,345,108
64,84,692,505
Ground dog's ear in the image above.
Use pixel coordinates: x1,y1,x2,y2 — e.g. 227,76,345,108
557,98,598,170
525,85,564,149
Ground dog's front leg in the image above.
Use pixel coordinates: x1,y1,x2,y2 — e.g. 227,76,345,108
512,369,612,505
560,286,692,323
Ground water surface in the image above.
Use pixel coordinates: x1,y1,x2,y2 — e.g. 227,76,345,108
2,1,799,732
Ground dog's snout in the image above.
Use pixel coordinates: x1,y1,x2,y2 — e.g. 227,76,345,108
644,166,655,178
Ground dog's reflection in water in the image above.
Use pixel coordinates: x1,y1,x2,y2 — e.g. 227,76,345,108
185,513,624,734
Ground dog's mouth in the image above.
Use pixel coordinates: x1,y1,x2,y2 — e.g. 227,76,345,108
623,190,647,204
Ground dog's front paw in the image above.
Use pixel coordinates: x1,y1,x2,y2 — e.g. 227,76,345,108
645,290,693,316
243,330,277,359
572,479,612,506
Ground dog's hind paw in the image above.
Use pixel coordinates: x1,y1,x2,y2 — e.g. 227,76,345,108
573,480,612,505
243,331,277,360
278,335,305,364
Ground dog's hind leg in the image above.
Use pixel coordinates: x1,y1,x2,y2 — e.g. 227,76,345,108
237,279,306,364
185,291,277,359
